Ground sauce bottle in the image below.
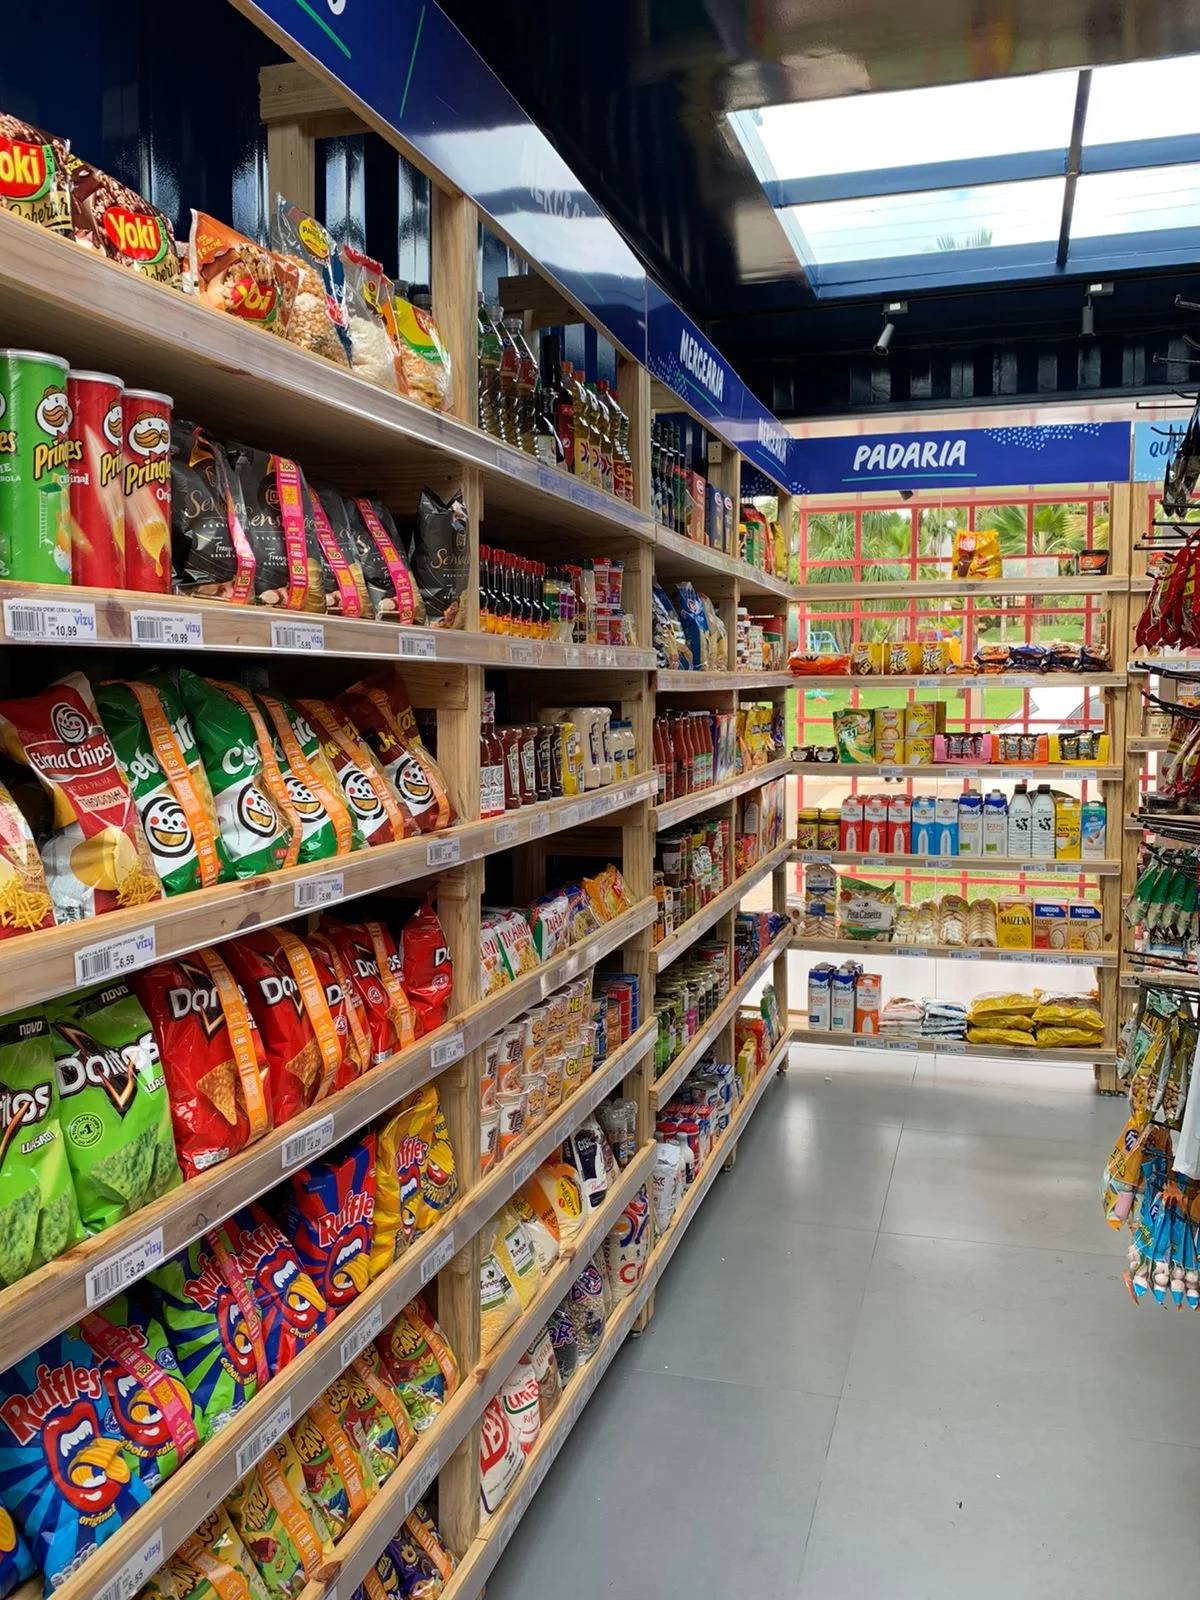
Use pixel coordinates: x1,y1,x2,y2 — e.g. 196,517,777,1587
556,360,577,475
518,726,539,806
500,727,522,811
480,713,505,818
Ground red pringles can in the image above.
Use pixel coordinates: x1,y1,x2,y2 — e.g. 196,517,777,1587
122,387,172,592
67,369,125,588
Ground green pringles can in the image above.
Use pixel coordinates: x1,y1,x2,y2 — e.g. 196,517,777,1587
0,348,73,583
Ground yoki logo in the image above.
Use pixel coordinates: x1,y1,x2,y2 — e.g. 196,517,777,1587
0,1361,104,1446
102,205,168,263
33,386,72,479
316,1190,374,1247
229,273,277,322
285,774,325,819
0,137,50,200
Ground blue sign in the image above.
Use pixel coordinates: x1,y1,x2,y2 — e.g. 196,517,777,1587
1133,419,1187,482
788,423,1132,495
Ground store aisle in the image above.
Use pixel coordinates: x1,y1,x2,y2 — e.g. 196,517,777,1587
485,1051,1200,1599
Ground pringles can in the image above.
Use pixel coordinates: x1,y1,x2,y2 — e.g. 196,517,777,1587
67,369,124,587
0,348,72,584
122,387,172,592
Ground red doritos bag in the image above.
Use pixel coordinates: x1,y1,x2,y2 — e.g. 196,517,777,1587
308,928,373,1089
223,929,342,1126
133,950,272,1179
339,673,457,834
285,1135,376,1313
400,901,453,1035
322,919,416,1063
223,1203,330,1373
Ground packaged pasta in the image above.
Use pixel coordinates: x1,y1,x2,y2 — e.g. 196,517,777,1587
371,1083,457,1275
0,1006,81,1286
189,212,299,337
0,777,54,938
269,195,352,367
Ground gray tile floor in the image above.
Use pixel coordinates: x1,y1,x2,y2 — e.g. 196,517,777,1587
484,1050,1200,1598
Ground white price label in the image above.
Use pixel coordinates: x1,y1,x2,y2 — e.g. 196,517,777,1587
998,951,1028,963
420,1229,457,1286
559,804,585,830
96,1527,164,1600
940,1039,967,1054
426,837,461,868
512,1149,540,1190
339,1305,384,1369
294,872,345,911
510,644,535,665
1069,952,1099,965
235,1398,293,1479
3,597,97,643
878,765,903,778
399,632,437,659
74,925,156,986
796,851,832,865
282,1113,335,1170
852,1036,874,1049
493,820,518,846
1076,769,1098,782
530,811,551,838
884,1038,911,1051
270,618,325,652
949,949,981,960
905,947,931,959
1004,674,1037,687
430,1030,464,1070
86,1227,165,1307
917,676,943,688
130,609,204,648
923,857,953,868
861,856,887,869
563,646,580,666
403,1447,441,1515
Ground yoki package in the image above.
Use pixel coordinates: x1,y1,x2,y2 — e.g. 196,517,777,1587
401,899,453,1034
66,154,182,287
340,674,456,832
95,676,229,895
223,929,342,1124
0,1006,82,1287
337,495,424,624
223,1203,330,1371
179,670,297,878
256,690,357,864
49,980,180,1232
340,246,401,392
189,213,299,338
371,1084,457,1277
285,1135,376,1312
298,699,411,846
288,1399,374,1540
170,423,256,602
224,1433,335,1599
227,444,327,612
0,775,54,938
0,672,163,922
0,1330,150,1588
319,1360,412,1489
269,194,352,368
80,1294,204,1490
316,918,415,1065
146,1227,268,1434
306,928,373,1090
132,950,271,1179
391,288,454,413
478,1393,523,1520
602,1185,650,1300
375,1295,459,1432
173,1507,272,1600
0,114,70,234
407,487,468,629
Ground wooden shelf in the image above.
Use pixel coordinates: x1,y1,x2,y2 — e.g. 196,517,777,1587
785,671,1125,690
792,762,1120,781
657,669,793,693
652,753,794,831
1128,737,1168,753
789,928,1117,967
0,775,657,1009
651,841,790,974
791,1028,1116,1065
790,574,1126,602
652,526,801,602
790,849,1121,876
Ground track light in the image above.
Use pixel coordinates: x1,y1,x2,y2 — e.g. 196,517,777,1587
873,299,907,357
1081,281,1113,339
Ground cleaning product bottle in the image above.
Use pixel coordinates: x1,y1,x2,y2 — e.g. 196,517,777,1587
1007,783,1031,858
1030,783,1056,858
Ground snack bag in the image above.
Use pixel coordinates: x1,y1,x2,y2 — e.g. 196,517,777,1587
383,1527,447,1598
189,213,299,337
0,1511,34,1600
297,699,413,846
223,1204,330,1371
403,1503,455,1583
317,919,415,1064
0,776,54,938
340,247,402,392
339,495,424,624
349,1345,417,1465
269,195,352,368
254,1434,336,1583
132,950,272,1179
339,674,457,833
66,155,182,287
0,672,163,922
256,691,350,864
408,487,468,629
0,1331,151,1588
391,290,454,413
320,1365,409,1489
307,930,373,1090
371,1084,457,1275
80,1294,204,1489
0,114,70,233
50,980,180,1231
225,444,330,613
376,1296,459,1431
286,1135,376,1312
175,1507,272,1600
400,901,453,1035
288,1400,373,1540
224,1460,313,1600
0,1005,82,1285
170,422,257,602
308,490,371,617
223,929,342,1124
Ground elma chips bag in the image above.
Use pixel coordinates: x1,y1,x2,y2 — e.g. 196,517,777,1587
376,1296,458,1433
307,929,373,1090
371,1084,457,1277
223,1203,329,1372
286,1135,376,1312
257,692,360,863
174,1506,272,1600
0,1508,35,1600
297,699,412,847
339,674,456,833
318,920,415,1065
288,1401,374,1541
0,1006,82,1286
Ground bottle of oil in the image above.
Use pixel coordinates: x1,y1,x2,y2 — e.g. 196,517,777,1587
477,295,502,438
507,317,538,455
495,309,520,448
589,380,614,494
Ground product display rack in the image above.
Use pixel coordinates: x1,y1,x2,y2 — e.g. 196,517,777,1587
790,1029,1119,1066
792,848,1123,876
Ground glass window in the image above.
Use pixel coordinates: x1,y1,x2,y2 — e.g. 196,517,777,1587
1084,56,1200,145
1071,163,1200,238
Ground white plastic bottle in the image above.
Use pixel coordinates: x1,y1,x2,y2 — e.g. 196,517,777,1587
1007,783,1031,858
1030,783,1056,858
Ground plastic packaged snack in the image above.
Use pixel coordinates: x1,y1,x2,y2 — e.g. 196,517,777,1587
349,1344,417,1465
401,899,454,1033
174,1508,273,1600
257,691,353,864
286,1135,376,1312
319,919,415,1064
0,1005,82,1285
833,708,874,764
376,1296,459,1431
224,1452,325,1600
340,674,457,833
227,444,328,612
0,776,54,938
289,1401,374,1540
224,1203,329,1371
528,891,571,961
371,1084,457,1276
298,699,413,847
0,113,70,233
651,583,691,670
391,288,454,413
339,494,425,624
189,213,299,337
674,582,711,669
66,154,182,287
269,195,352,367
308,492,370,618
404,1502,455,1584
407,487,468,629
0,1511,34,1600
307,930,373,1090
169,422,257,602
499,1356,541,1457
223,929,343,1124
323,1360,411,1487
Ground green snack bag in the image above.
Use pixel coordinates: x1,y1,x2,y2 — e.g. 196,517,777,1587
0,1005,83,1284
178,668,297,880
254,691,349,865
50,980,181,1232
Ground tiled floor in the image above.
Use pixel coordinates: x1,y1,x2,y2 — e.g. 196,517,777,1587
484,1049,1200,1598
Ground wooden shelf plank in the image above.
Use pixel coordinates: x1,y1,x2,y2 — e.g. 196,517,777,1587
652,526,801,602
785,671,1125,690
788,928,1117,967
792,762,1120,781
652,753,794,831
791,1028,1116,1065
790,849,1121,877
657,669,793,692
651,842,790,975
790,574,1127,602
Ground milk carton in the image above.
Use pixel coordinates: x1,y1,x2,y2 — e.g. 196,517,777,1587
863,794,889,854
808,963,835,1030
911,795,937,855
1055,795,1081,860
957,790,984,856
934,796,959,857
1080,800,1107,860
887,795,912,854
983,791,1008,856
855,973,882,1035
830,966,858,1033
840,796,865,852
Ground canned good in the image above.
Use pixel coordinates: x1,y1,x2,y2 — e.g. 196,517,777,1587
67,369,124,587
796,807,820,849
0,348,72,583
121,386,172,592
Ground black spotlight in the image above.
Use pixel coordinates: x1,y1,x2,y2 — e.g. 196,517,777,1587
874,300,907,356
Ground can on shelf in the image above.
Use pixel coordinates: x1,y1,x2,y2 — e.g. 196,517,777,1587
0,348,72,584
67,369,124,588
121,386,172,592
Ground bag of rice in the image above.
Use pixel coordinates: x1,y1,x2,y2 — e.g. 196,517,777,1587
479,1229,521,1357
0,1006,82,1286
499,1357,540,1457
564,1261,606,1360
340,247,401,392
510,1188,559,1275
603,1185,650,1300
478,1394,524,1521
520,1161,583,1244
546,1304,577,1384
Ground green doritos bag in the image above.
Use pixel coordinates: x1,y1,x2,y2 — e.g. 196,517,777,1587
95,677,232,896
0,1005,82,1285
178,668,298,880
49,980,181,1232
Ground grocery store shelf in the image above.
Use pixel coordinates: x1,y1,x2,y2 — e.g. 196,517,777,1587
792,761,1120,781
0,775,657,1009
652,753,794,831
791,1028,1116,1065
1127,657,1200,673
652,525,801,602
790,849,1121,876
1128,736,1169,753
652,926,793,1108
1124,965,1200,990
791,574,1127,603
651,841,790,974
0,581,657,669
786,671,1125,690
657,669,793,693
789,927,1116,966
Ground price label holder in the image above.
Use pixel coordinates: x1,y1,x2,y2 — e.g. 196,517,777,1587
282,1113,335,1171
509,644,535,666
878,765,903,779
96,1527,164,1600
493,820,518,847
1076,769,1098,782
403,1448,441,1516
998,951,1028,963
420,1230,457,1286
3,597,97,643
904,947,931,959
130,609,204,648
270,618,325,652
512,1149,541,1190
563,646,581,666
74,926,156,986
426,837,461,868
530,811,551,839
796,851,832,865
338,1305,384,1369
235,1398,293,1479
939,1039,967,1054
917,676,942,688
86,1227,165,1307
430,1030,465,1070
294,872,345,911
399,632,437,659
861,856,887,869
949,949,981,960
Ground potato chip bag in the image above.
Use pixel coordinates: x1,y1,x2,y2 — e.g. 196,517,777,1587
176,1506,273,1600
223,930,342,1125
0,671,163,922
320,1363,409,1489
0,1330,151,1588
371,1084,458,1276
0,1006,82,1286
382,1530,445,1599
338,496,424,625
339,674,456,834
286,1135,375,1312
349,1345,416,1462
0,775,54,940
376,1296,459,1432
0,1510,35,1600
297,699,412,847
132,950,272,1179
307,492,370,619
289,1399,373,1540
223,1203,330,1372
361,1552,405,1600
225,1433,336,1600
49,979,180,1232
259,693,362,862
404,1503,455,1583
400,901,453,1035
189,212,299,338
256,1434,336,1576
315,919,412,1066
80,1294,204,1491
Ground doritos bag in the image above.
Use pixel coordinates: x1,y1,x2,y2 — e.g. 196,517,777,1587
288,1400,373,1540
257,694,361,862
223,1204,330,1372
297,699,412,847
0,1005,82,1287
224,930,342,1126
286,1135,376,1312
49,980,180,1232
80,1294,204,1490
320,920,415,1064
0,1331,150,1588
376,1296,459,1433
339,674,456,834
400,901,453,1035
371,1085,457,1278
306,930,373,1090
132,950,272,1179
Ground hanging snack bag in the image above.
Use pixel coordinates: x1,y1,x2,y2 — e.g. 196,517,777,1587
223,929,342,1125
308,491,368,619
266,696,363,856
0,1006,82,1286
227,444,327,612
96,677,228,895
254,1434,337,1581
175,1508,273,1600
403,1503,455,1584
376,1295,459,1432
66,155,181,286
0,113,70,232
49,980,180,1231
170,422,257,602
391,287,454,413
189,213,299,337
179,670,298,878
298,698,412,847
0,776,54,938
478,1394,524,1521
0,672,162,922
407,487,468,629
340,247,401,392
289,1400,373,1540
339,673,457,832
381,1532,445,1599
132,950,271,1180
0,1330,150,1587
80,1294,204,1490
285,1135,376,1313
255,691,347,865
269,195,352,368
223,1203,330,1372
317,918,415,1064
400,899,453,1034
371,1083,457,1275
224,1462,316,1600
307,929,373,1089
349,1344,417,1463
339,495,424,624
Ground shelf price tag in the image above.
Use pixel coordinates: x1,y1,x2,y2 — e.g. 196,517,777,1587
74,925,156,986
338,1304,384,1369
513,1149,541,1191
403,1448,441,1516
510,644,535,665
294,872,345,911
939,1039,967,1054
949,949,981,960
878,764,903,779
281,1114,335,1171
861,856,887,869
917,676,941,688
426,837,461,868
796,851,832,865
86,1227,165,1308
130,609,204,648
271,618,324,652
235,1398,293,1479
883,1038,911,1052
419,1230,457,1286
96,1527,164,1600
430,1030,465,1070
399,632,437,659
3,597,97,643
493,820,518,847
1076,769,1098,782
998,951,1027,963
904,947,931,959
530,811,551,838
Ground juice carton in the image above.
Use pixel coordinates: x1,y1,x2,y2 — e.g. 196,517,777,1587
887,795,911,854
855,973,882,1036
983,791,1008,856
1068,901,1102,952
863,794,889,853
